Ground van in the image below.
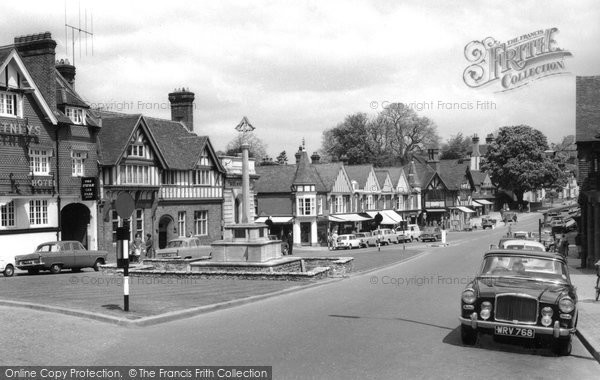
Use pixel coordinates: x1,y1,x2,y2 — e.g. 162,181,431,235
396,224,421,242
371,229,399,245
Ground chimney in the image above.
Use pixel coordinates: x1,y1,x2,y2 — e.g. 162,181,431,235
311,152,321,164
14,32,57,111
340,154,349,165
427,147,440,172
295,146,302,164
168,87,195,131
408,159,417,187
471,135,481,171
485,133,494,145
56,58,76,89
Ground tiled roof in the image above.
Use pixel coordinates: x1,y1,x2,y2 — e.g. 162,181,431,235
374,169,390,188
437,160,469,190
470,170,487,185
97,114,142,165
292,151,327,191
55,70,88,108
381,167,403,185
255,165,298,193
576,76,600,142
0,47,11,65
345,165,373,189
314,162,344,191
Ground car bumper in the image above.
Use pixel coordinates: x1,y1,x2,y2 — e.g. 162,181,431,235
16,264,45,270
459,313,575,338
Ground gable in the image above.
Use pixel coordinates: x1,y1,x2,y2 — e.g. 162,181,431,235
426,173,448,191
365,170,380,192
331,167,353,193
0,50,57,124
396,171,410,193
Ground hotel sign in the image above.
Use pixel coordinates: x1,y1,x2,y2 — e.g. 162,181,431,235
81,177,98,201
0,121,41,136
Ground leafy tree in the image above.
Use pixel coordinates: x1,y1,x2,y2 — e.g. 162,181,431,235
321,113,375,165
481,125,568,205
276,151,288,165
440,133,472,160
225,132,267,160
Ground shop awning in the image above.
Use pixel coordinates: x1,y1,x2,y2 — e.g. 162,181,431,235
367,210,403,225
426,209,446,212
471,201,483,207
254,216,293,224
455,206,475,213
475,199,494,205
329,213,372,222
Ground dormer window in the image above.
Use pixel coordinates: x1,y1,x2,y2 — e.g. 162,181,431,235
127,144,145,158
66,107,85,125
0,92,19,117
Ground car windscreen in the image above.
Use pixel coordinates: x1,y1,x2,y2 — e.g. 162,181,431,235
504,245,545,252
481,255,567,282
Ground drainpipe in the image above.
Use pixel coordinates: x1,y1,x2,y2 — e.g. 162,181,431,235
55,127,61,241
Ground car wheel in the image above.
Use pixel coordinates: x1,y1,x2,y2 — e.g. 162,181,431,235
551,337,572,356
461,325,478,346
49,264,61,274
93,259,104,272
3,264,14,277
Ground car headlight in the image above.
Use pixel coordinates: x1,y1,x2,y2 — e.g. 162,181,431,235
541,306,553,317
480,301,492,320
462,289,476,304
558,297,575,313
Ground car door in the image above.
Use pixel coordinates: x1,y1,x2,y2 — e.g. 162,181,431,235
57,242,75,269
72,241,89,268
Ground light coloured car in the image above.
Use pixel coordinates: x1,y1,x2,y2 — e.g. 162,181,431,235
499,239,547,252
1,257,14,277
155,237,209,259
336,234,361,249
371,228,399,245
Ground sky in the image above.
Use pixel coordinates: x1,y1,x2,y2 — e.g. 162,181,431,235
1,0,598,158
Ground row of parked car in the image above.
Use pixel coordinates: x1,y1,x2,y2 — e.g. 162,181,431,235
333,225,444,249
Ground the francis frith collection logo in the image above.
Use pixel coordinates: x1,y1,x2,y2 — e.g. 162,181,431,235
463,28,572,92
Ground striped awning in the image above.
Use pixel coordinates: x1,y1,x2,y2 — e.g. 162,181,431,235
454,206,476,213
329,213,372,222
475,199,494,205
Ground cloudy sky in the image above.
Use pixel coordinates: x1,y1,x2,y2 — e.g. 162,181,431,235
1,0,599,158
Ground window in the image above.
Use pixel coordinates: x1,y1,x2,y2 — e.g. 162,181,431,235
29,149,51,175
178,211,186,237
298,197,315,216
65,107,85,125
134,209,144,238
335,196,344,213
127,144,145,158
71,152,85,177
366,195,374,210
29,200,48,226
194,210,207,235
1,201,15,227
0,92,18,116
193,169,210,185
120,165,151,184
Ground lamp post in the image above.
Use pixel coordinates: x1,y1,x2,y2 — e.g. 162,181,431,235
235,117,255,224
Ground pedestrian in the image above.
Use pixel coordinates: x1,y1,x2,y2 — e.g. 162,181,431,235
130,232,144,263
512,214,518,224
287,232,293,255
574,232,582,259
561,234,570,258
332,231,338,250
145,233,154,259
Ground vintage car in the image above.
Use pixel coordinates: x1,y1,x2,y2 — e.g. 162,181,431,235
1,257,14,277
396,224,421,242
15,241,108,274
420,227,442,242
459,250,577,355
481,218,497,229
499,239,547,252
155,237,211,259
336,234,361,249
354,232,375,248
371,228,399,245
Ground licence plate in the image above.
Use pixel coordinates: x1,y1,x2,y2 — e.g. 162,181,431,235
22,260,33,265
494,326,535,338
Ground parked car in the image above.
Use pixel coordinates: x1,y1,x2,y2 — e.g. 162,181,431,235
156,237,209,259
499,239,547,252
371,228,399,245
459,250,577,355
1,257,14,277
15,241,108,274
396,224,421,242
420,227,442,242
354,232,373,248
336,234,361,249
481,218,497,229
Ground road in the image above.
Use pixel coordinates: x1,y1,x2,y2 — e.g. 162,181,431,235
1,214,598,379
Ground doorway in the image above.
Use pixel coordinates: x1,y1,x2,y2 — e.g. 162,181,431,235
158,215,175,249
300,222,311,246
61,203,90,247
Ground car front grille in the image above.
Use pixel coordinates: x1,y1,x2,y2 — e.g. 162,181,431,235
494,294,538,324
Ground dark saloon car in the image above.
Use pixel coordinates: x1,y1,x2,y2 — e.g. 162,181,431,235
420,227,441,242
15,241,108,274
459,250,577,355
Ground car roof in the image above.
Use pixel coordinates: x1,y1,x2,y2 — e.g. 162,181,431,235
484,249,565,262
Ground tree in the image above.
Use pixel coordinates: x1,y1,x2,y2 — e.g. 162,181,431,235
276,151,288,165
481,125,568,205
320,104,440,166
225,132,267,160
440,133,471,160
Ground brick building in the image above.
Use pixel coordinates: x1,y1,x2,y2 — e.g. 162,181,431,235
0,32,100,256
95,89,225,259
576,75,600,268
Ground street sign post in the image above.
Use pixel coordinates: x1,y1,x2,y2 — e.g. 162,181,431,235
115,193,135,312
